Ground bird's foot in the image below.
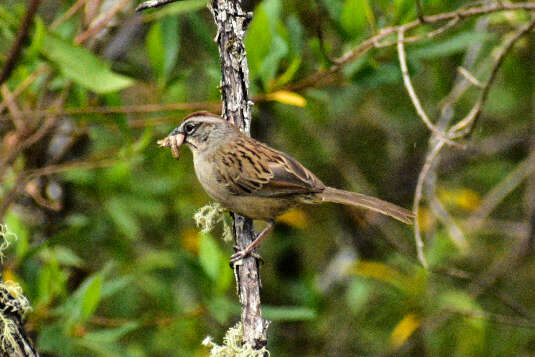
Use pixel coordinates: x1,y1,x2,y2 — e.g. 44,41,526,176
229,247,263,267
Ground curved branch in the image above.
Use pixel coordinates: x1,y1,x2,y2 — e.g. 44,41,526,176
287,2,535,92
397,29,463,148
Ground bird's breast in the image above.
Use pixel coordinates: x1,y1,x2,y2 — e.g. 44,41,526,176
193,153,228,202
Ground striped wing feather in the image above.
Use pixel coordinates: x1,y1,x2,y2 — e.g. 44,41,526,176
214,137,325,197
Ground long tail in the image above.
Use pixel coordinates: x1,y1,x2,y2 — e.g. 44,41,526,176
319,187,414,224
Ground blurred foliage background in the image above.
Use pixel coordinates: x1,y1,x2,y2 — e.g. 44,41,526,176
1,0,535,356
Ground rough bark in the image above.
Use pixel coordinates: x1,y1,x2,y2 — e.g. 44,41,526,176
0,285,39,356
209,0,269,349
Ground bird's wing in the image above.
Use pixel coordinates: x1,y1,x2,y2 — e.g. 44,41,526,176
214,137,325,197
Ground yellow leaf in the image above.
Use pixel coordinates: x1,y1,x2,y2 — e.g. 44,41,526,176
439,187,480,211
391,313,421,349
265,90,307,107
3,268,17,285
351,261,407,291
277,209,309,229
180,228,200,255
417,207,434,233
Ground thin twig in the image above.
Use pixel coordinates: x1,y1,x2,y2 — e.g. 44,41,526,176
16,101,220,118
415,0,425,23
1,85,27,132
0,157,117,221
466,158,535,231
27,158,118,178
49,0,87,30
525,116,535,254
373,16,459,48
397,29,463,148
0,0,42,85
0,85,70,186
450,15,535,137
429,195,468,251
74,0,131,44
7,3,533,125
445,309,535,329
425,16,459,38
411,15,535,268
420,17,489,254
287,2,535,92
0,64,48,117
457,66,483,88
413,142,445,268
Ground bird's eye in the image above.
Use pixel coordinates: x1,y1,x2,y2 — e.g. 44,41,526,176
184,122,196,135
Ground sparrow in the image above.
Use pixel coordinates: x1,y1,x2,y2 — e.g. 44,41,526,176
158,111,414,263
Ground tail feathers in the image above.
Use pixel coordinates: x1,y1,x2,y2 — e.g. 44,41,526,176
319,187,414,225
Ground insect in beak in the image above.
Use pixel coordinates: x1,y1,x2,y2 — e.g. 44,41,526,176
157,133,185,159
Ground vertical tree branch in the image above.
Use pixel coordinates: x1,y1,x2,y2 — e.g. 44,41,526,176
0,0,41,85
209,0,268,349
0,285,39,357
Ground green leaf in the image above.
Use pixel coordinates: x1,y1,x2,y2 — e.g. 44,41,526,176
260,34,288,87
81,274,103,319
126,196,166,219
143,0,207,22
410,32,491,60
83,322,139,344
4,211,29,260
439,291,481,313
319,0,343,19
393,0,415,23
41,33,134,93
272,57,301,88
206,296,234,324
37,255,67,305
262,0,282,28
147,23,164,81
26,16,45,58
38,325,77,355
198,233,221,282
263,306,317,321
105,197,141,239
245,6,271,79
53,246,84,268
101,276,134,299
161,17,179,83
59,272,104,329
340,0,373,38
137,250,177,272
464,160,515,191
75,339,123,357
286,15,304,55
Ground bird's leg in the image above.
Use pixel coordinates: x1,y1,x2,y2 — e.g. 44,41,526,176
230,219,275,264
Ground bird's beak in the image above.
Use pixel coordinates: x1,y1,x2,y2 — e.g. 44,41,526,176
157,133,185,159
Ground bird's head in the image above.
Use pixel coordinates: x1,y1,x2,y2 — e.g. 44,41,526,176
157,111,236,159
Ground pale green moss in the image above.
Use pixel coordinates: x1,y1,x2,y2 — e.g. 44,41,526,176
0,224,33,353
0,224,16,263
194,203,234,243
203,322,269,357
